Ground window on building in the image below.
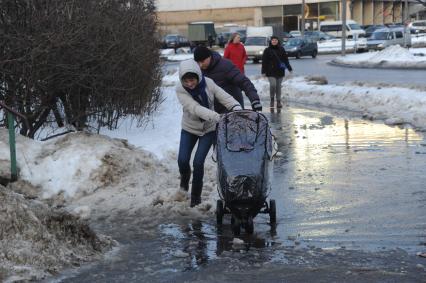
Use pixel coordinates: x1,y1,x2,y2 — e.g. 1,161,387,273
284,4,302,16
319,2,338,18
307,3,319,18
264,17,283,26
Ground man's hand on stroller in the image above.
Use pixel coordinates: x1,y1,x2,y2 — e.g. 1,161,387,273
251,100,262,112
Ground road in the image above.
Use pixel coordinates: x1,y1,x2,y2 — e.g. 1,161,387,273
50,56,426,282
250,54,426,87
166,53,426,87
53,106,426,283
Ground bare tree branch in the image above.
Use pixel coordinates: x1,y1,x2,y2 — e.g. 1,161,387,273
0,0,162,138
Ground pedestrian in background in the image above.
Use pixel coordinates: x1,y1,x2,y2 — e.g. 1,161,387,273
261,36,293,109
193,46,262,113
224,33,247,74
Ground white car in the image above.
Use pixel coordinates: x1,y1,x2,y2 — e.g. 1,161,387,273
409,20,426,34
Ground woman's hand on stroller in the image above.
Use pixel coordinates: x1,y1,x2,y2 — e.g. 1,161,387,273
251,100,262,112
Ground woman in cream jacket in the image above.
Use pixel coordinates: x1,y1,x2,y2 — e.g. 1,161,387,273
176,59,241,207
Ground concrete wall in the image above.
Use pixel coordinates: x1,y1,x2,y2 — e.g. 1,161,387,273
157,7,256,34
393,2,403,23
373,1,384,25
352,0,363,24
363,0,374,25
156,0,334,12
384,2,394,24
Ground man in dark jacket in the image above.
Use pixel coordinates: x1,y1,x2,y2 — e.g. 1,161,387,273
261,36,293,109
193,46,262,113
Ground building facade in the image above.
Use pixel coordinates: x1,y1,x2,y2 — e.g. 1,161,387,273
156,0,420,34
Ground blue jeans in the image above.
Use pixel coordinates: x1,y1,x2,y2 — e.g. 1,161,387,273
178,129,216,196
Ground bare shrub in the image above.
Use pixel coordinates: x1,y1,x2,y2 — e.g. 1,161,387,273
0,0,162,138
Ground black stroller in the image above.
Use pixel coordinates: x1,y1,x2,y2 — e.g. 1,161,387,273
215,110,276,235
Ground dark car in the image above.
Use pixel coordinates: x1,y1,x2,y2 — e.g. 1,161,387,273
235,29,247,43
284,37,318,59
364,25,386,38
162,34,191,50
282,32,294,42
304,31,336,42
216,32,232,47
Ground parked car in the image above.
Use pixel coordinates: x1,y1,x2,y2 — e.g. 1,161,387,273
304,31,336,42
364,25,386,38
320,20,366,38
162,34,191,49
409,20,426,34
284,37,318,59
367,27,411,50
282,32,294,42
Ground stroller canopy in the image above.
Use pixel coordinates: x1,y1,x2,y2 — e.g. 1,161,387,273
216,110,273,202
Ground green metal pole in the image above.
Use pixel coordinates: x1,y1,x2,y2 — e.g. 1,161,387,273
7,112,17,181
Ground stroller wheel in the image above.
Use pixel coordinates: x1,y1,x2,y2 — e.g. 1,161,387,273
269,199,276,224
245,216,254,234
216,200,224,226
231,216,241,236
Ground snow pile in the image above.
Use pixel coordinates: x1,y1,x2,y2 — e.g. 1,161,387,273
0,128,219,222
317,38,363,53
0,186,113,282
331,45,426,68
164,53,194,62
278,76,426,130
410,47,426,56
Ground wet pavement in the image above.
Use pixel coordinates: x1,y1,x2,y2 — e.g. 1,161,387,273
51,105,426,282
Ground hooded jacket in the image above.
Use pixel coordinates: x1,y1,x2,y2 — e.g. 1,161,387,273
261,39,293,78
176,59,242,136
203,51,260,114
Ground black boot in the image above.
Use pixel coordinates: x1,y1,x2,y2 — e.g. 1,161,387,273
190,183,202,207
180,171,191,191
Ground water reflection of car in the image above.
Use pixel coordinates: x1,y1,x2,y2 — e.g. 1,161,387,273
162,34,191,49
367,27,411,50
304,31,336,42
284,37,318,59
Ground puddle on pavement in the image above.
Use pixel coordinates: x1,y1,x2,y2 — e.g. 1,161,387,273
52,105,426,282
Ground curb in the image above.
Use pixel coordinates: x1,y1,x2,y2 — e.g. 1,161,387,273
328,60,426,70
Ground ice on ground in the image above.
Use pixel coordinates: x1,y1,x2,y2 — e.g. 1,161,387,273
274,75,426,131
0,186,114,282
331,45,426,68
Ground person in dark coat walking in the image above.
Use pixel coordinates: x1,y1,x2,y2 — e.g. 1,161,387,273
193,46,262,113
261,36,293,109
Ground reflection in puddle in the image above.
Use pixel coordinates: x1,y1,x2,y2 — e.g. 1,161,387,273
159,219,279,269
269,106,426,252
